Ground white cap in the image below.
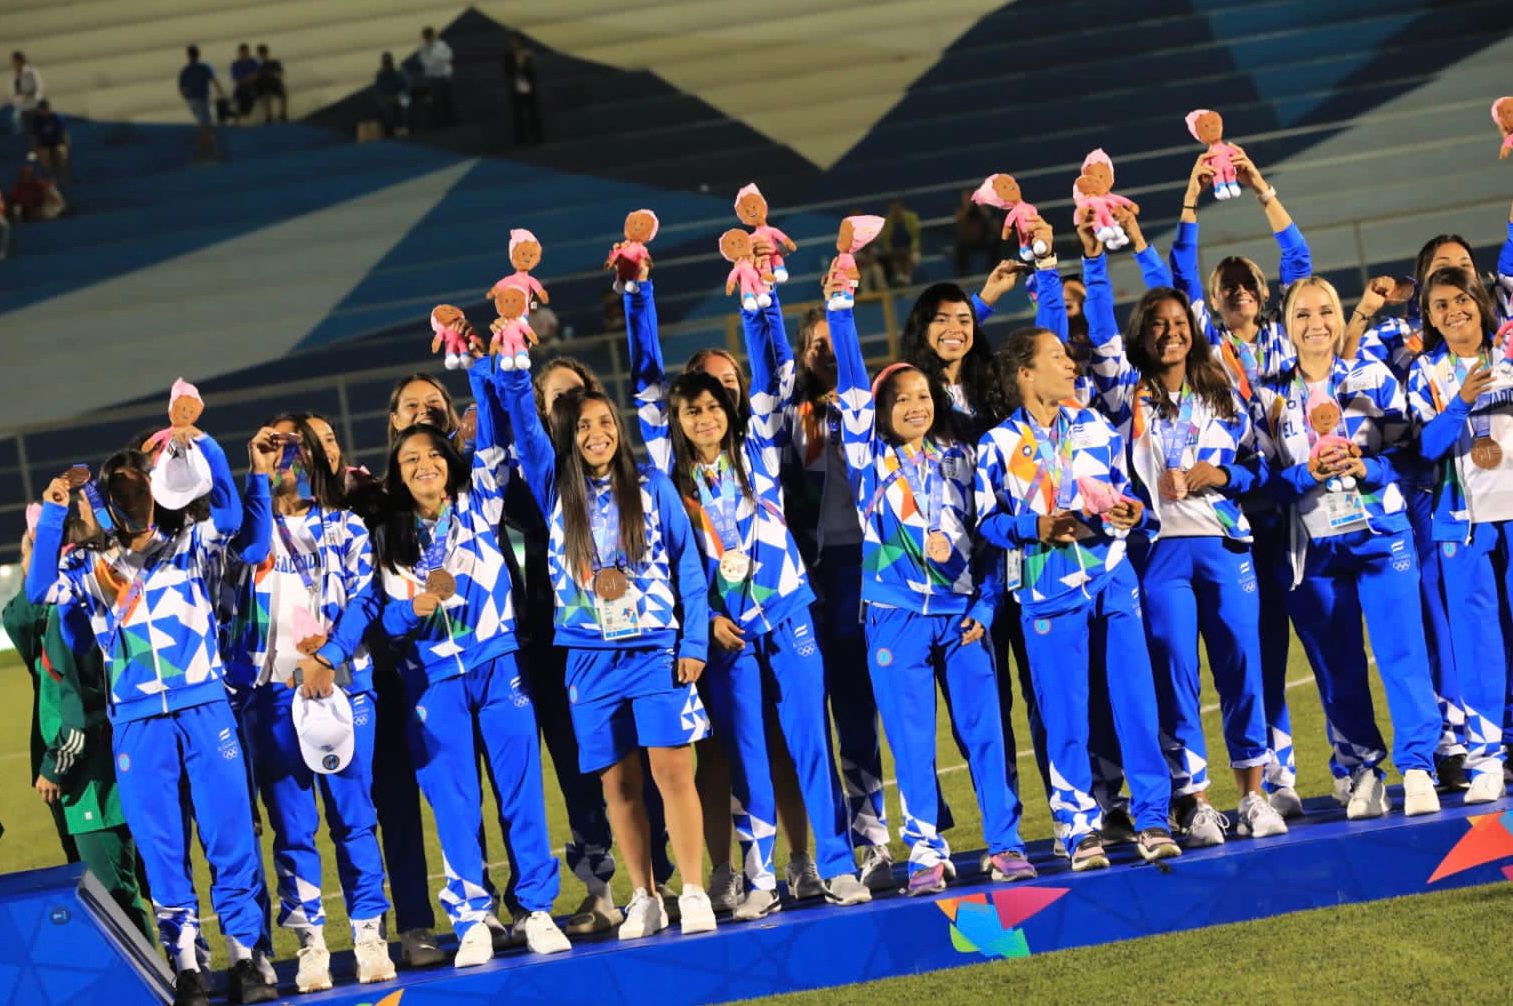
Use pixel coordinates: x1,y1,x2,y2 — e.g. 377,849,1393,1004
150,438,213,510
292,688,356,775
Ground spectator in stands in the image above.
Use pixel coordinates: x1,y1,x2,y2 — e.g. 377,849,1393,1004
416,27,454,129
880,197,921,286
10,52,42,150
178,45,224,163
503,34,543,146
230,43,260,121
529,302,561,345
254,44,287,123
8,160,66,221
30,100,67,183
373,52,410,138
954,187,996,276
853,245,888,295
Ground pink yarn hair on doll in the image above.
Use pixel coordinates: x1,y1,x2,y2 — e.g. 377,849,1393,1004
734,183,799,282
1072,149,1139,251
825,214,884,309
971,173,1046,261
606,209,659,294
488,281,535,371
504,228,550,306
1492,97,1513,160
430,304,484,370
720,228,775,311
1186,109,1244,200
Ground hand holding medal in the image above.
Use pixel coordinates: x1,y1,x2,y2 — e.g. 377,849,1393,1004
411,569,456,617
1157,468,1188,501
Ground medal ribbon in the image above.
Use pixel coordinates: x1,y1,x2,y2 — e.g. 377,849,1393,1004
274,512,323,596
1027,413,1076,511
78,477,117,533
1449,353,1495,441
414,503,453,577
587,479,624,575
694,454,757,559
98,535,168,662
1156,384,1199,469
893,442,945,533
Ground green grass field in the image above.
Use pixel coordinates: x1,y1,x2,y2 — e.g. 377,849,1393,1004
1,633,1507,1002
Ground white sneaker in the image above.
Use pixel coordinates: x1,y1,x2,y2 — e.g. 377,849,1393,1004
353,934,397,984
858,845,895,892
1237,793,1289,838
821,873,872,906
1268,786,1305,819
295,939,333,993
1346,772,1389,819
399,928,446,968
1465,771,1507,804
1180,801,1229,847
731,887,782,922
1402,769,1441,816
564,892,623,935
707,862,743,913
253,948,277,987
678,889,718,934
1051,822,1070,859
453,922,494,968
618,888,669,941
785,853,824,900
1331,775,1353,807
523,911,571,955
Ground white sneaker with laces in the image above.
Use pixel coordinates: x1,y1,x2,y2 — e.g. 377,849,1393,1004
618,888,669,941
295,936,333,993
353,934,397,984
821,873,872,906
1268,786,1305,819
678,889,718,934
1346,772,1389,819
1181,801,1229,847
1465,771,1507,804
731,887,781,922
1402,769,1441,816
707,862,743,913
523,911,571,954
453,923,494,968
858,845,895,892
1237,793,1288,838
785,853,824,900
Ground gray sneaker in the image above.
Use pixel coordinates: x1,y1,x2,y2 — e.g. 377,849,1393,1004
858,845,895,893
707,862,743,914
785,852,824,900
1180,801,1229,848
821,873,872,906
731,887,782,921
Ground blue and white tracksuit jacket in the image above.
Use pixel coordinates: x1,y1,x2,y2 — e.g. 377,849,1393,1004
1408,342,1513,778
1251,356,1440,779
27,434,271,968
830,302,1023,872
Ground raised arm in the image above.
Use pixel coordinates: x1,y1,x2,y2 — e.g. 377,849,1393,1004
744,292,794,476
826,300,878,500
1082,249,1137,426
25,491,69,606
198,433,243,537
499,365,557,518
624,278,671,474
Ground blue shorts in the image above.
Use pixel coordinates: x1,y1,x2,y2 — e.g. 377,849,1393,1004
566,648,711,773
186,98,211,126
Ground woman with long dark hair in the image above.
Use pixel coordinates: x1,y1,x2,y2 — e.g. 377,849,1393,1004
371,355,568,967
501,356,718,940
27,427,280,1005
220,413,394,991
1080,215,1282,848
1407,268,1511,803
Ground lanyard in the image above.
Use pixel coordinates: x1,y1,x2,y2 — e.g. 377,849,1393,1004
98,535,167,661
693,454,756,555
274,511,324,596
1156,384,1198,468
77,476,117,533
1447,353,1495,440
1027,412,1075,511
1225,330,1266,392
892,442,945,531
415,503,453,577
587,479,623,573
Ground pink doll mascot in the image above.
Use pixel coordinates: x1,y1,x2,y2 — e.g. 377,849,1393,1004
430,304,485,370
971,173,1047,261
488,280,535,371
503,228,550,308
825,214,884,309
1493,97,1513,161
1305,386,1361,490
720,228,776,310
734,183,799,283
141,377,205,459
1186,109,1243,199
606,209,659,294
1073,149,1139,251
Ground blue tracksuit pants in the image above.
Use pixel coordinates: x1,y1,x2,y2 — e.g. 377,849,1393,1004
811,544,890,847
244,684,389,936
704,612,853,888
1019,563,1170,842
1438,520,1513,780
991,591,1051,804
1131,536,1270,795
405,653,558,937
1410,488,1466,758
113,699,265,968
865,605,1022,873
1286,528,1440,778
1251,517,1299,790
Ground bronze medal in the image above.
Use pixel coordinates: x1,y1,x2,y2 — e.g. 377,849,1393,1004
65,464,90,489
593,566,628,601
1471,437,1504,470
425,569,457,600
925,530,953,563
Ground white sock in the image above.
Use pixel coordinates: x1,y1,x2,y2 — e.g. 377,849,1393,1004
681,883,705,896
351,917,384,942
299,926,327,951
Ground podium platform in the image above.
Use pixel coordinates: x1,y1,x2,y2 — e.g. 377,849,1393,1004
5,790,1510,1005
